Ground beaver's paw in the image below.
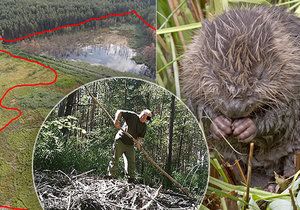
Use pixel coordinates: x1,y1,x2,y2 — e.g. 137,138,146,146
232,118,257,143
210,115,232,140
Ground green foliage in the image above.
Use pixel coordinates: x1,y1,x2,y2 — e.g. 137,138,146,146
34,115,115,173
17,88,65,109
34,115,87,170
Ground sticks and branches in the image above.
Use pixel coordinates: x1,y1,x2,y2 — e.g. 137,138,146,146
141,185,163,210
35,171,196,210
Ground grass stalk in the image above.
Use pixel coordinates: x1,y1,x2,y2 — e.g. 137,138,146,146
277,0,300,6
169,34,181,97
244,143,254,209
157,22,202,35
157,54,184,73
159,0,187,30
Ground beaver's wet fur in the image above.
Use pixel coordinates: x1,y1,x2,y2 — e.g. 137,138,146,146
181,6,300,187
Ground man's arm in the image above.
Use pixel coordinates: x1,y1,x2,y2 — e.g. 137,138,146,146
135,137,144,150
114,110,136,129
114,110,123,129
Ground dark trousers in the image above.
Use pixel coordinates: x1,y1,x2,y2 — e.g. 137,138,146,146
108,140,135,178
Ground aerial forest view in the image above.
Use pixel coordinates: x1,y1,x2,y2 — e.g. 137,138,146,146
1,0,156,78
0,0,155,208
33,78,209,209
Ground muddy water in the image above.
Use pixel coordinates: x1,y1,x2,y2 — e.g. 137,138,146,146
66,44,148,73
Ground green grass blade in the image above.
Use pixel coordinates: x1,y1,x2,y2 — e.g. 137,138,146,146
157,22,201,35
210,158,229,183
229,0,271,4
277,0,300,6
157,54,184,73
169,34,181,97
159,0,188,30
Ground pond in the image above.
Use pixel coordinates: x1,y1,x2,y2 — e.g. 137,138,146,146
66,44,148,73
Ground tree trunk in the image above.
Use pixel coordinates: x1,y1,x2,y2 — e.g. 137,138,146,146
64,91,76,116
57,101,66,117
90,83,97,131
62,91,76,136
165,95,176,186
177,117,187,169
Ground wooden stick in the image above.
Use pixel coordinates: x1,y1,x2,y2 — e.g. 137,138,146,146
234,159,247,184
141,185,163,210
84,86,194,198
294,152,300,172
222,161,238,185
72,169,95,179
67,195,72,210
289,188,297,210
244,143,254,210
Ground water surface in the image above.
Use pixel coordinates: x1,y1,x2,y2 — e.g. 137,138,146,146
66,44,148,73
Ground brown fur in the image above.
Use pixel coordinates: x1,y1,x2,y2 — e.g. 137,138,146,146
181,6,300,184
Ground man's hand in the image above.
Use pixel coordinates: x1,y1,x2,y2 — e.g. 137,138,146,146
210,116,233,140
114,120,121,129
134,138,143,150
232,118,257,143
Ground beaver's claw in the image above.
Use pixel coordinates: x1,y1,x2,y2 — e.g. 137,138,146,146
210,115,233,140
232,118,257,142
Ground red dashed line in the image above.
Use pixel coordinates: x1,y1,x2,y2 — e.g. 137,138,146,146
0,49,58,132
0,10,156,133
0,205,28,210
0,10,156,43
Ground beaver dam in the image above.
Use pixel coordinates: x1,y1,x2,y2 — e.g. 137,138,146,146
35,170,197,210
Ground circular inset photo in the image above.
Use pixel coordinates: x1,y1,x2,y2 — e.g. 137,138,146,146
33,77,209,210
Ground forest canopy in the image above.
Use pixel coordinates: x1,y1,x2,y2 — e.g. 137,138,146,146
0,0,155,40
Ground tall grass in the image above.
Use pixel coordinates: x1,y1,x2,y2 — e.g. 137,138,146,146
156,0,300,96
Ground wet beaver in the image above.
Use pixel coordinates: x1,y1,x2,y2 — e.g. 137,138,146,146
181,6,300,187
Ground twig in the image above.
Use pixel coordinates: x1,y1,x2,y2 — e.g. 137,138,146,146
223,161,238,184
57,170,77,190
105,200,136,210
235,159,247,184
67,194,72,210
294,152,300,172
58,170,72,182
130,193,138,209
141,185,163,210
72,169,95,179
244,143,254,210
289,188,297,210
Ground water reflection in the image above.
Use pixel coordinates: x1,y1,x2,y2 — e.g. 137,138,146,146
66,44,148,73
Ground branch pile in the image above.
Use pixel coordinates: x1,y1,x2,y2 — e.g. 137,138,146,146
35,170,197,210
